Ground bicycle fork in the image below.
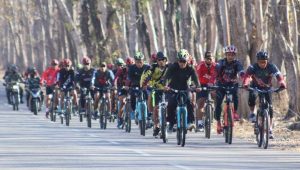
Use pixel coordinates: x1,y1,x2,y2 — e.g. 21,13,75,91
177,107,187,129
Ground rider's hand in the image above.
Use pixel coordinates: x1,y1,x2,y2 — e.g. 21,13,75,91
124,86,129,90
90,86,95,90
195,88,201,93
243,84,249,89
164,86,170,91
279,81,286,89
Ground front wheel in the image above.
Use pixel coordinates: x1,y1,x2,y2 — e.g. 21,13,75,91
181,112,186,147
204,105,212,139
86,102,92,128
262,110,270,149
160,107,167,143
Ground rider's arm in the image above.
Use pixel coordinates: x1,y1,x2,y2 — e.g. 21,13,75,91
236,60,245,78
270,64,286,88
242,65,255,86
190,66,200,87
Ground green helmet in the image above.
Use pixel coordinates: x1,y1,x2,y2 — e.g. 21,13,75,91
134,52,144,60
177,49,189,61
77,63,83,69
116,57,125,66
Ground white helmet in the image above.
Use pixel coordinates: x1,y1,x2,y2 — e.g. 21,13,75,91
223,45,237,54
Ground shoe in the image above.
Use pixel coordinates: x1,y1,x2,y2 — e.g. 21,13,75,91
198,122,204,132
168,123,174,133
269,130,274,139
117,118,123,129
93,111,98,120
153,127,160,137
233,111,240,121
45,111,49,119
187,123,196,131
248,113,256,123
217,121,222,134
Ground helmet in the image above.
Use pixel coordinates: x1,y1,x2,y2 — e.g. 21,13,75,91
59,60,64,68
134,52,144,60
177,49,189,61
256,50,269,60
151,53,157,62
82,56,91,65
77,63,83,69
51,59,59,66
116,58,125,66
11,65,18,72
64,58,72,66
205,51,212,59
126,57,134,65
29,67,37,75
223,45,237,54
107,63,113,69
156,51,167,60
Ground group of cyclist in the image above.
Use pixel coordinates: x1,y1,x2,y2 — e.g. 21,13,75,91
3,44,286,139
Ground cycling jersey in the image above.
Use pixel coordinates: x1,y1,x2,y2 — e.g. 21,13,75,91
243,63,284,88
196,61,216,85
76,68,95,88
41,67,60,86
91,69,114,88
216,58,244,85
140,63,168,89
114,67,128,88
127,64,151,87
163,62,200,90
57,68,75,88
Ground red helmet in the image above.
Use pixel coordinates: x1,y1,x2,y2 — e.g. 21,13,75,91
107,63,113,70
64,58,72,66
51,59,59,66
126,57,134,65
151,53,157,62
82,56,91,65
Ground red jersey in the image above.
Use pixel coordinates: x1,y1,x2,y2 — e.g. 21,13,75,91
196,61,217,85
41,67,60,86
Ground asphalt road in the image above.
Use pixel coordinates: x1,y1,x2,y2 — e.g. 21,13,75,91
0,86,299,170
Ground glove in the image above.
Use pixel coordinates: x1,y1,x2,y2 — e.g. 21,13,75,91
279,81,286,89
243,84,249,89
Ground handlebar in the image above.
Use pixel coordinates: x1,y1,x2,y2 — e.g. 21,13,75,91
246,87,284,94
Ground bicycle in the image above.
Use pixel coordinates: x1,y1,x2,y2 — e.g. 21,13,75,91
247,87,284,149
60,87,74,126
49,86,58,122
122,88,132,133
95,87,111,129
80,88,94,128
197,86,216,139
155,89,168,143
170,88,195,147
133,87,148,136
216,85,241,144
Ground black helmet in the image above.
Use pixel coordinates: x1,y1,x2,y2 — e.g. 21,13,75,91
156,51,167,60
256,50,268,60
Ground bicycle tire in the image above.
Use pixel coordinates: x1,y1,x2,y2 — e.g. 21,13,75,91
181,111,186,147
103,102,108,129
262,110,269,149
177,127,181,145
205,104,212,139
161,107,167,143
50,100,54,121
255,113,261,147
65,101,71,126
86,102,92,128
227,106,233,144
140,103,146,136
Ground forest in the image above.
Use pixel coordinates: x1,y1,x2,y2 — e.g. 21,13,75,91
0,0,299,123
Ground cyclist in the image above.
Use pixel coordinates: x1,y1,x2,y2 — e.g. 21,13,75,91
195,51,217,131
5,65,24,104
75,57,95,112
41,59,60,118
141,51,169,137
91,62,115,119
57,59,78,111
125,52,151,122
3,64,13,104
26,67,44,111
163,49,200,132
215,45,244,134
242,50,286,139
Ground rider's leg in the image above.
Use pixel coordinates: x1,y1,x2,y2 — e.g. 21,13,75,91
215,89,225,133
72,89,78,107
94,91,100,111
248,90,257,122
232,87,240,120
105,92,112,114
19,86,24,103
167,92,177,130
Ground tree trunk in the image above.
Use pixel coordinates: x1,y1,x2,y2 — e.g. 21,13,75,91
165,0,178,62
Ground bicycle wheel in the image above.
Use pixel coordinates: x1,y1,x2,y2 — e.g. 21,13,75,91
262,110,269,149
255,112,261,147
65,101,71,126
205,104,212,139
86,101,92,128
227,106,233,144
103,102,108,129
177,127,182,145
50,100,54,121
181,112,186,147
140,104,146,136
161,107,167,143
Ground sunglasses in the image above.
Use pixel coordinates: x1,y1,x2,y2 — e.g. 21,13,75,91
100,65,106,67
157,58,166,61
179,60,187,63
65,65,70,67
205,58,212,61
